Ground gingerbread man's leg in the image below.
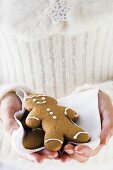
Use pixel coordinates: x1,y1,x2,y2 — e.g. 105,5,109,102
23,129,44,149
64,123,90,143
26,109,41,128
44,132,64,151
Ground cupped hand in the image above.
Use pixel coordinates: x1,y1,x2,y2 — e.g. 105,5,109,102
0,91,58,163
62,91,113,162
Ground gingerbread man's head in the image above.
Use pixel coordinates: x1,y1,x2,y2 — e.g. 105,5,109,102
24,94,57,112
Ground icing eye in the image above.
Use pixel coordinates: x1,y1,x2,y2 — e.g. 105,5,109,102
42,97,45,100
33,98,37,102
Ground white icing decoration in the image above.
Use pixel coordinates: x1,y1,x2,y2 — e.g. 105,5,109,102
74,132,89,140
26,95,47,104
47,108,51,111
33,98,37,102
27,117,40,121
64,107,69,115
37,101,46,104
53,116,57,119
50,112,53,115
64,107,78,117
42,97,45,100
45,138,63,144
74,112,78,117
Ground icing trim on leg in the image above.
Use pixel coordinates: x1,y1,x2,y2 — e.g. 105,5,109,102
26,117,40,121
64,108,69,115
74,132,89,139
45,138,63,144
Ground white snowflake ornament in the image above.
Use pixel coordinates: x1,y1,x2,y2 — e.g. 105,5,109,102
44,0,70,24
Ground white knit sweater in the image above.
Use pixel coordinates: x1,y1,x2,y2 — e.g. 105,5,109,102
0,0,113,169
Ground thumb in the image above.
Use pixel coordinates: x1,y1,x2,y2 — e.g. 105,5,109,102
3,118,19,135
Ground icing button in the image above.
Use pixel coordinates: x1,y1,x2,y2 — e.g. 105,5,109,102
53,116,57,119
47,108,51,111
50,112,53,115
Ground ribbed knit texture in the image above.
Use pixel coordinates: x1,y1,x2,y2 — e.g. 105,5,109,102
0,0,113,169
0,25,113,98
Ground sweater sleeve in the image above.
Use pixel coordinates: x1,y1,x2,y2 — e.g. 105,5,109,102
74,81,113,103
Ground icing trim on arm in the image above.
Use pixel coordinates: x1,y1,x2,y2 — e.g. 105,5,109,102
64,107,69,115
64,107,78,117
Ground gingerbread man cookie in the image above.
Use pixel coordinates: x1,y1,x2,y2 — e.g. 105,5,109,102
23,94,90,151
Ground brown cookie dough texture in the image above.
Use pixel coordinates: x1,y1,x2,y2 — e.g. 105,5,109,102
23,128,44,149
23,94,90,151
20,110,45,149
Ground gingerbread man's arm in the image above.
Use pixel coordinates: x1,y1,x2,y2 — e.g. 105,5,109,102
64,107,78,121
26,108,41,128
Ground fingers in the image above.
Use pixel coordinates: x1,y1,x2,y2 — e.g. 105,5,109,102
64,143,103,158
99,92,113,144
0,92,22,120
69,153,89,163
39,149,58,159
64,144,75,154
75,145,103,157
100,120,111,145
58,153,71,162
100,107,113,145
0,92,22,135
30,150,58,163
3,118,19,135
30,152,44,163
59,152,89,163
64,144,89,163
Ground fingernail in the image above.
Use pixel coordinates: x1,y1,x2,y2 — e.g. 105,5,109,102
65,150,74,154
48,155,54,158
66,158,71,162
62,158,70,162
38,160,43,164
75,150,84,154
106,134,110,144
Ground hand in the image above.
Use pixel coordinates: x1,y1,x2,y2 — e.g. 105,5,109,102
0,92,22,134
0,92,58,163
61,91,113,163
